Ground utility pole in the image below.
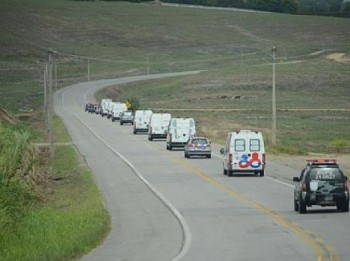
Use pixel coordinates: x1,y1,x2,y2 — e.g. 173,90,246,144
48,49,55,159
44,63,48,129
147,57,149,75
272,46,277,146
87,59,90,82
54,63,58,91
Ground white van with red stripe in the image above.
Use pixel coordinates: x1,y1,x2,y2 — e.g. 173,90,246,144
220,130,265,177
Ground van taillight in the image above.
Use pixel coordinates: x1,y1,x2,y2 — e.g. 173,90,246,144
229,154,233,164
262,153,266,164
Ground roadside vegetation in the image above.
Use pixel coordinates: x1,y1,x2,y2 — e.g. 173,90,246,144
0,116,110,260
161,0,350,17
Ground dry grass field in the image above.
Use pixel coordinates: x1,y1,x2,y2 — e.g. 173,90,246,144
1,0,349,154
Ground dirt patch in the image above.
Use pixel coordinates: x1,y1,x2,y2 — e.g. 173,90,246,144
326,53,350,64
0,108,16,124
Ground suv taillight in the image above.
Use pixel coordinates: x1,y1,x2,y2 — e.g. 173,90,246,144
302,182,307,192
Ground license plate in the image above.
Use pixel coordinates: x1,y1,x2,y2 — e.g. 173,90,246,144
325,195,333,201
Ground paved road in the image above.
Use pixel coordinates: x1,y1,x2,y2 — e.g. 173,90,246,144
54,73,350,261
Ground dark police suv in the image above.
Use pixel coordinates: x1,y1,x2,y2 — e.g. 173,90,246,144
293,159,349,214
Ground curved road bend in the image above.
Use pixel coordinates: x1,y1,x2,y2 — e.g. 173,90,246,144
54,72,350,261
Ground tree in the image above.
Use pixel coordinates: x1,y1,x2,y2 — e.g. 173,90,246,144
125,97,140,112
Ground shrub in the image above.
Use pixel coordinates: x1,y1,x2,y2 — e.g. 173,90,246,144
329,139,350,153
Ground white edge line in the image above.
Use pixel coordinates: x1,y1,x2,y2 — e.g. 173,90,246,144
61,89,192,261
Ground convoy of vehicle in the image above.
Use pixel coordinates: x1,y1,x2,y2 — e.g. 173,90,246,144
85,99,349,214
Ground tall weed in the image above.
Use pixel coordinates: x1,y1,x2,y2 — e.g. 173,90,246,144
0,123,36,237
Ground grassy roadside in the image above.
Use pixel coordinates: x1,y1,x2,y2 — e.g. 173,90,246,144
0,115,110,261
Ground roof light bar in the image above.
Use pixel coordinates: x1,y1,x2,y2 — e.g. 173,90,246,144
306,159,337,164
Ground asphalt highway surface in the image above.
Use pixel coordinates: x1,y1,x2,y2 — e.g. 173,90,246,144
54,73,350,261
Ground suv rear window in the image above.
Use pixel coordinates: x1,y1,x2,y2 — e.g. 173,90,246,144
307,168,343,181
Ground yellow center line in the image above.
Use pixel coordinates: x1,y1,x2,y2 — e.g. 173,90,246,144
169,155,338,261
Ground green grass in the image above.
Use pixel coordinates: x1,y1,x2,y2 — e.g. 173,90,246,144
53,115,71,143
0,117,110,261
1,0,350,113
99,69,350,154
0,146,110,261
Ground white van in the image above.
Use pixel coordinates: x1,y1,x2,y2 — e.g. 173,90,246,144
100,98,112,117
106,101,116,119
166,118,196,150
133,110,153,134
148,113,172,141
220,130,265,177
111,102,127,122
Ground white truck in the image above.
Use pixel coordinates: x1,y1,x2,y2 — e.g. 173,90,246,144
166,117,196,150
133,110,153,134
220,130,266,177
148,113,172,141
111,102,127,122
100,98,112,117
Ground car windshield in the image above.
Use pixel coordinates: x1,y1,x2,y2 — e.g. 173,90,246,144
124,112,132,116
192,138,208,145
308,167,343,181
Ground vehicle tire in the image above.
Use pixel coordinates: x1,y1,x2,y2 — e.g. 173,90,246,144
223,168,227,175
341,199,349,212
294,198,299,212
299,195,307,214
260,170,265,177
227,169,233,177
184,153,188,158
120,121,123,125
133,129,136,134
207,155,211,159
112,118,115,122
169,144,172,151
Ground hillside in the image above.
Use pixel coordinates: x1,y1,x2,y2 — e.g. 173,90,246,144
1,0,350,153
